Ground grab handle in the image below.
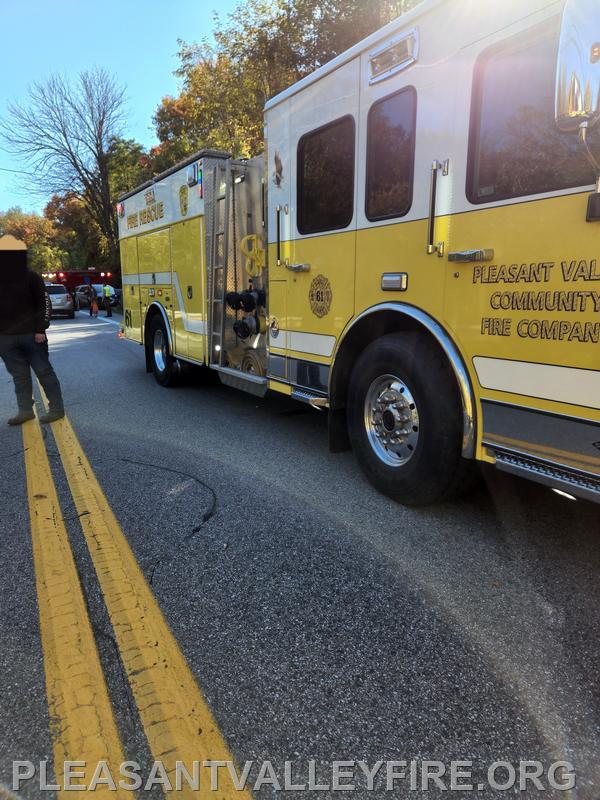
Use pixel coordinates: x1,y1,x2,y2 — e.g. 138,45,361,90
276,205,282,266
426,159,448,257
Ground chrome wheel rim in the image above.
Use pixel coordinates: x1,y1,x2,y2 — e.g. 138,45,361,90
364,373,420,467
153,329,167,373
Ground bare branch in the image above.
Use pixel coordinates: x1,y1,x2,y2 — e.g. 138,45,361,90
0,68,126,264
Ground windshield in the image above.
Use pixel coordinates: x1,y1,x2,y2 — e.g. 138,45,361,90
47,285,67,294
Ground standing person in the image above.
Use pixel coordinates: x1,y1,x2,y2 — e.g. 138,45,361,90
0,235,65,425
102,282,112,317
87,284,97,317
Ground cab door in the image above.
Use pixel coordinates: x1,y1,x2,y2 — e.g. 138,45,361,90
445,13,600,469
283,58,360,385
355,23,458,328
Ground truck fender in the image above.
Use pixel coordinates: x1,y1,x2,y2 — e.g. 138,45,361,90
144,302,174,372
330,303,476,459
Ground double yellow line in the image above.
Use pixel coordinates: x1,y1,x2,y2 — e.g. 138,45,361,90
22,412,250,798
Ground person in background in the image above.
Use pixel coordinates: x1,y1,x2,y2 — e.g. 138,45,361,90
87,283,97,316
0,235,64,425
102,282,112,317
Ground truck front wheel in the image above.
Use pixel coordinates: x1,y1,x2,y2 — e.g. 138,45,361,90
347,332,476,505
148,316,178,387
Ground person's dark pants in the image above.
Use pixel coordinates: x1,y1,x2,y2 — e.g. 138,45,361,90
105,297,112,317
89,300,94,316
0,334,64,413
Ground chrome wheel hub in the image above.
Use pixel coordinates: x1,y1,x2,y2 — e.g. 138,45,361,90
364,374,420,467
153,329,167,373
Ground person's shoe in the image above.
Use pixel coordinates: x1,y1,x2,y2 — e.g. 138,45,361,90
39,409,65,424
7,410,35,426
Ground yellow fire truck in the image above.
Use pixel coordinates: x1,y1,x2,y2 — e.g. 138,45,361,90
118,0,600,505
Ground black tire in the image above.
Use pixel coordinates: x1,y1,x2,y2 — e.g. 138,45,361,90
347,332,477,505
68,311,75,319
148,316,179,387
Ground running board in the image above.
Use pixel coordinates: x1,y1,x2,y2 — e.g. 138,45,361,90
291,387,329,410
213,366,268,398
492,448,600,504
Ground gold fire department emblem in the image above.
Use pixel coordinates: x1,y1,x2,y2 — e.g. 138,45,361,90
179,185,188,216
309,275,332,318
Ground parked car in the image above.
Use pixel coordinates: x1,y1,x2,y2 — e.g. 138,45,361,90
74,284,118,309
47,284,75,319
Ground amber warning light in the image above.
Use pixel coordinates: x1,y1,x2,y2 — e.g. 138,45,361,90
592,43,600,64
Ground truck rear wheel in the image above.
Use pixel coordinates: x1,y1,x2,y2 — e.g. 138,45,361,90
148,316,178,387
347,333,476,505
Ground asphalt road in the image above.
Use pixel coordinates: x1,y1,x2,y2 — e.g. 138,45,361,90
0,312,599,799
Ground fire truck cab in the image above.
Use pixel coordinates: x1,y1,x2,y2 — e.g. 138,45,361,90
118,0,600,505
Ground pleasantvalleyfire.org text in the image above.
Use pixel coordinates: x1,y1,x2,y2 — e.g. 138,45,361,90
11,758,576,793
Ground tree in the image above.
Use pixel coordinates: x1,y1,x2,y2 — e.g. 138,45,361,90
0,68,127,269
153,0,423,167
43,193,104,269
0,207,68,274
106,137,154,202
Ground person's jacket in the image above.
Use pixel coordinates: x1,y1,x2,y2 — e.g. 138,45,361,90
0,251,47,335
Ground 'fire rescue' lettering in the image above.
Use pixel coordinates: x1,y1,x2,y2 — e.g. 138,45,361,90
127,202,165,230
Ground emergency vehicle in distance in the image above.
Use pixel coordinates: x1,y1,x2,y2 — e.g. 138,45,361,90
118,0,600,505
42,269,115,295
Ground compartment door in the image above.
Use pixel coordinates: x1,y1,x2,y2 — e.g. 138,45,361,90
171,218,207,362
137,229,174,344
120,236,142,343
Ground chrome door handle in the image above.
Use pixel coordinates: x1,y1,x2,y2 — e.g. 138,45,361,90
275,204,289,266
276,205,282,266
286,263,311,273
426,159,448,257
448,249,494,263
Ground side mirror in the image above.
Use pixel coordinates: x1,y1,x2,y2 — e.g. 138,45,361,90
556,0,600,218
555,0,600,134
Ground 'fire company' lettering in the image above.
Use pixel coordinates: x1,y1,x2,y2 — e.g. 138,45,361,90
517,319,600,343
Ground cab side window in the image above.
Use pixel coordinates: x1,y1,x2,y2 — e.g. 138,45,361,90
366,87,417,221
297,116,355,235
468,20,596,204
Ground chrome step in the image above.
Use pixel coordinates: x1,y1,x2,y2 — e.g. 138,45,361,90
291,387,329,410
214,366,268,398
493,448,600,504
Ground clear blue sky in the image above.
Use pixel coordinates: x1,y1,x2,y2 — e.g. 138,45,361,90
0,0,239,214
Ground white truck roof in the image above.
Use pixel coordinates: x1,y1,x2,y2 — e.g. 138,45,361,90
264,0,561,111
